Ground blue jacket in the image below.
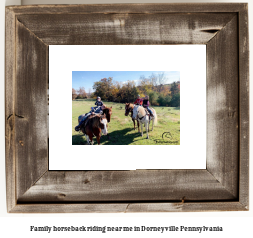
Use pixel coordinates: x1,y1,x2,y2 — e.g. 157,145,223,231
95,100,103,107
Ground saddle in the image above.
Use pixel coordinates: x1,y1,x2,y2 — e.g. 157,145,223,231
81,114,96,129
144,108,154,120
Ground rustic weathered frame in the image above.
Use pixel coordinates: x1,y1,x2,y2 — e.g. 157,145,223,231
5,4,249,213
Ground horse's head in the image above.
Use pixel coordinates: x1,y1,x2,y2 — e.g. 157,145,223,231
125,103,132,116
103,107,112,123
100,114,108,135
132,105,139,120
125,103,133,116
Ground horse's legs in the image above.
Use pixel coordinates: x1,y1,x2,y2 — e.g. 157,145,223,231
132,118,136,130
137,120,140,132
152,117,154,131
96,136,100,145
140,123,143,137
145,121,149,139
88,134,93,145
85,134,90,145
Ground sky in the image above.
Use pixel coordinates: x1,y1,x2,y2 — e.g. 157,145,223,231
72,71,180,92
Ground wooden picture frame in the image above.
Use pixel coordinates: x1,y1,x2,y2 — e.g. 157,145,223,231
5,3,249,213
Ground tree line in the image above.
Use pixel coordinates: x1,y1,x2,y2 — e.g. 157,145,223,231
72,73,180,107
72,87,93,100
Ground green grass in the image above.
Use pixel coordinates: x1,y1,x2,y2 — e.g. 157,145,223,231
72,99,180,145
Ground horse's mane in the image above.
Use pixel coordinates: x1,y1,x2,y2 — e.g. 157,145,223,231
129,103,134,109
103,106,112,112
126,103,134,109
103,107,112,122
136,105,146,116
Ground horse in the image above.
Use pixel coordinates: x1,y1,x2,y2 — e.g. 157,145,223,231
125,103,140,132
132,105,157,139
79,114,108,145
102,106,112,123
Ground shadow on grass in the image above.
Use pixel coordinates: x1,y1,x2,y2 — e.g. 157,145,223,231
101,128,139,145
174,107,180,110
72,127,140,145
72,133,87,145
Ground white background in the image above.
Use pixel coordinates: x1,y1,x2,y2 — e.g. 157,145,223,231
0,0,252,237
49,45,206,170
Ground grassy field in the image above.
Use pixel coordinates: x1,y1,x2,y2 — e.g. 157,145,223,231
72,99,180,145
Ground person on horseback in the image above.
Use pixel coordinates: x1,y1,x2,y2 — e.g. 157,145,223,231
75,104,106,131
134,95,143,105
94,96,104,108
143,95,154,117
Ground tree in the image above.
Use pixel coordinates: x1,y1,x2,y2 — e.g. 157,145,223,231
170,93,180,107
160,85,171,96
165,94,172,106
77,86,87,99
170,82,179,97
112,81,122,102
93,77,114,101
131,86,139,102
149,72,169,93
149,91,158,105
139,75,152,95
149,73,158,89
87,88,92,98
157,94,166,106
157,94,172,106
72,88,77,100
123,80,137,102
104,77,114,100
93,81,106,99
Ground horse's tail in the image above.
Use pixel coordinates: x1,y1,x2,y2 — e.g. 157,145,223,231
153,109,158,126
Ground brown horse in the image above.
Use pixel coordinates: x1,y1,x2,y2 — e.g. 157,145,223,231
125,103,140,132
80,114,108,145
102,106,112,123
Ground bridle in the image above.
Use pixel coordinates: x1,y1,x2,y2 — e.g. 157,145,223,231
125,105,133,116
103,108,112,122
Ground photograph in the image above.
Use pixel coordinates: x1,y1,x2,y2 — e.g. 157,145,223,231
72,71,180,145
49,44,205,170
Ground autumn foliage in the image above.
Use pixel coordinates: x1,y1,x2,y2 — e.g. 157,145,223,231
72,87,87,100
73,73,180,107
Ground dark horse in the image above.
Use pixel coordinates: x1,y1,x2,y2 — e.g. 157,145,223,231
125,103,140,132
78,105,112,144
80,114,108,145
102,106,112,123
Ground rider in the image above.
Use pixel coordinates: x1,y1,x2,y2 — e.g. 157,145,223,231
75,104,106,131
143,95,154,117
134,95,143,105
94,96,104,109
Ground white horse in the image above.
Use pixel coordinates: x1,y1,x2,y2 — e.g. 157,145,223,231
132,105,157,139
